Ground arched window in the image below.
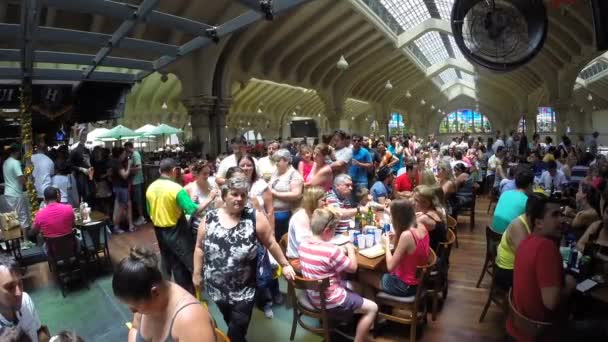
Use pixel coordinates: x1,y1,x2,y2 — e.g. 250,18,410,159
388,112,407,135
439,109,492,134
517,116,527,134
536,107,556,133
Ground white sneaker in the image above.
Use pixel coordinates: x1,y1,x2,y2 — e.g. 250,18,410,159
134,217,147,226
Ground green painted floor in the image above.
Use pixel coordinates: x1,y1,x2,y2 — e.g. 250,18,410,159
29,275,322,342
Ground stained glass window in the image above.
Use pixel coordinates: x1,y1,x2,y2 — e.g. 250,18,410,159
388,112,407,135
536,107,555,133
438,109,492,134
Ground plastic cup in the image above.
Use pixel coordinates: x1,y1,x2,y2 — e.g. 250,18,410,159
374,229,382,245
357,234,366,249
366,234,374,247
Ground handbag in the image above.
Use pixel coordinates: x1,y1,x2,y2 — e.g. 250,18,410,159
0,211,20,230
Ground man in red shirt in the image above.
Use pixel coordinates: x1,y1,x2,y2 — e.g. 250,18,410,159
32,187,75,238
394,159,418,198
507,194,575,341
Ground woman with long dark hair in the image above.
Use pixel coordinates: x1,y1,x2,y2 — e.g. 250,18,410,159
113,247,215,342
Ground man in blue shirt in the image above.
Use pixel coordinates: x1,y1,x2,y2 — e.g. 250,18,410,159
349,134,372,192
370,166,394,204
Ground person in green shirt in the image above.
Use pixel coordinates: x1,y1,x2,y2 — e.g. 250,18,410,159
146,158,207,293
124,142,146,226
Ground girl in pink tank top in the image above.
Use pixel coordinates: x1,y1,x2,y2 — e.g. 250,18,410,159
361,199,430,297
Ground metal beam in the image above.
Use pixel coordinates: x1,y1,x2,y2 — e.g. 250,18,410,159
0,49,155,71
136,0,310,81
0,67,136,83
20,0,42,79
45,0,214,36
0,24,179,56
82,0,159,79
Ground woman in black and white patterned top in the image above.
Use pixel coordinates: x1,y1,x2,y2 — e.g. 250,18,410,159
192,175,295,342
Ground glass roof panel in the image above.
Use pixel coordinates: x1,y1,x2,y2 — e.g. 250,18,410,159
413,31,450,66
438,68,458,84
460,71,475,84
435,0,455,20
379,0,431,31
579,60,608,80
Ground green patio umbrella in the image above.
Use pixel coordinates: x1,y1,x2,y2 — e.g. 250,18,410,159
97,125,141,141
148,123,182,136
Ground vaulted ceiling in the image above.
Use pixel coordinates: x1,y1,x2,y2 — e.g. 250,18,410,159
0,0,603,133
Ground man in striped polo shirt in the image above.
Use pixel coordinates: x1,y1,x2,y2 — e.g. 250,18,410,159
298,208,377,342
326,174,367,235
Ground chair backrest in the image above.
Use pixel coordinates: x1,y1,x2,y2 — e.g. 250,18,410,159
279,233,288,257
214,327,230,342
438,228,456,269
414,249,438,304
446,215,457,229
485,226,502,260
291,276,330,310
80,221,107,251
45,232,79,262
507,288,553,338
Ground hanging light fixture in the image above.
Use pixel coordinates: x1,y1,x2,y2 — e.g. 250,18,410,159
405,90,411,98
336,55,349,70
437,108,442,113
420,99,426,105
317,112,322,117
292,110,297,116
385,80,393,90
257,108,262,114
161,102,168,110
588,93,593,101
430,105,435,110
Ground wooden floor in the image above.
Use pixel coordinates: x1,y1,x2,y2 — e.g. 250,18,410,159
23,197,506,341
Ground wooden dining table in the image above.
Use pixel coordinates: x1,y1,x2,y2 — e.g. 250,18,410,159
357,252,386,271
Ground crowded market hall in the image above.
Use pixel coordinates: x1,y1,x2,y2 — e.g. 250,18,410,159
1,0,608,341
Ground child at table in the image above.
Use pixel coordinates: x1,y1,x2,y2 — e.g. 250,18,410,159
298,208,378,342
360,199,430,297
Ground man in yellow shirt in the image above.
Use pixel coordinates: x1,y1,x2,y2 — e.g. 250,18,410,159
146,158,207,293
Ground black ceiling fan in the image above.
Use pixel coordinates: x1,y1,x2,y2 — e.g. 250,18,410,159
451,0,548,72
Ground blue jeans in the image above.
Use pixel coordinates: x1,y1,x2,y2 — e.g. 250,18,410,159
381,273,417,297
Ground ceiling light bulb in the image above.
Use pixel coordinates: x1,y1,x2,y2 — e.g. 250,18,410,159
351,116,355,120
588,94,593,101
420,99,426,105
431,105,435,110
247,121,250,126
438,109,442,113
385,80,393,90
292,111,296,116
161,102,168,110
337,55,349,70
317,113,321,117
405,90,411,98
257,108,262,114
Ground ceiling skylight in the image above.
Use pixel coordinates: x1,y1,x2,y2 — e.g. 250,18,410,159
579,60,608,81
438,68,458,84
379,0,431,31
460,71,475,84
413,31,450,66
434,0,455,20
448,36,464,60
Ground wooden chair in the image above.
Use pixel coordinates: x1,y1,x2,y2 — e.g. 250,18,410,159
79,221,111,271
475,226,502,288
428,229,456,321
478,256,508,322
375,249,437,342
507,288,553,338
289,276,332,341
458,189,477,231
487,186,499,214
446,215,458,248
279,233,296,308
45,232,89,297
215,327,230,342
